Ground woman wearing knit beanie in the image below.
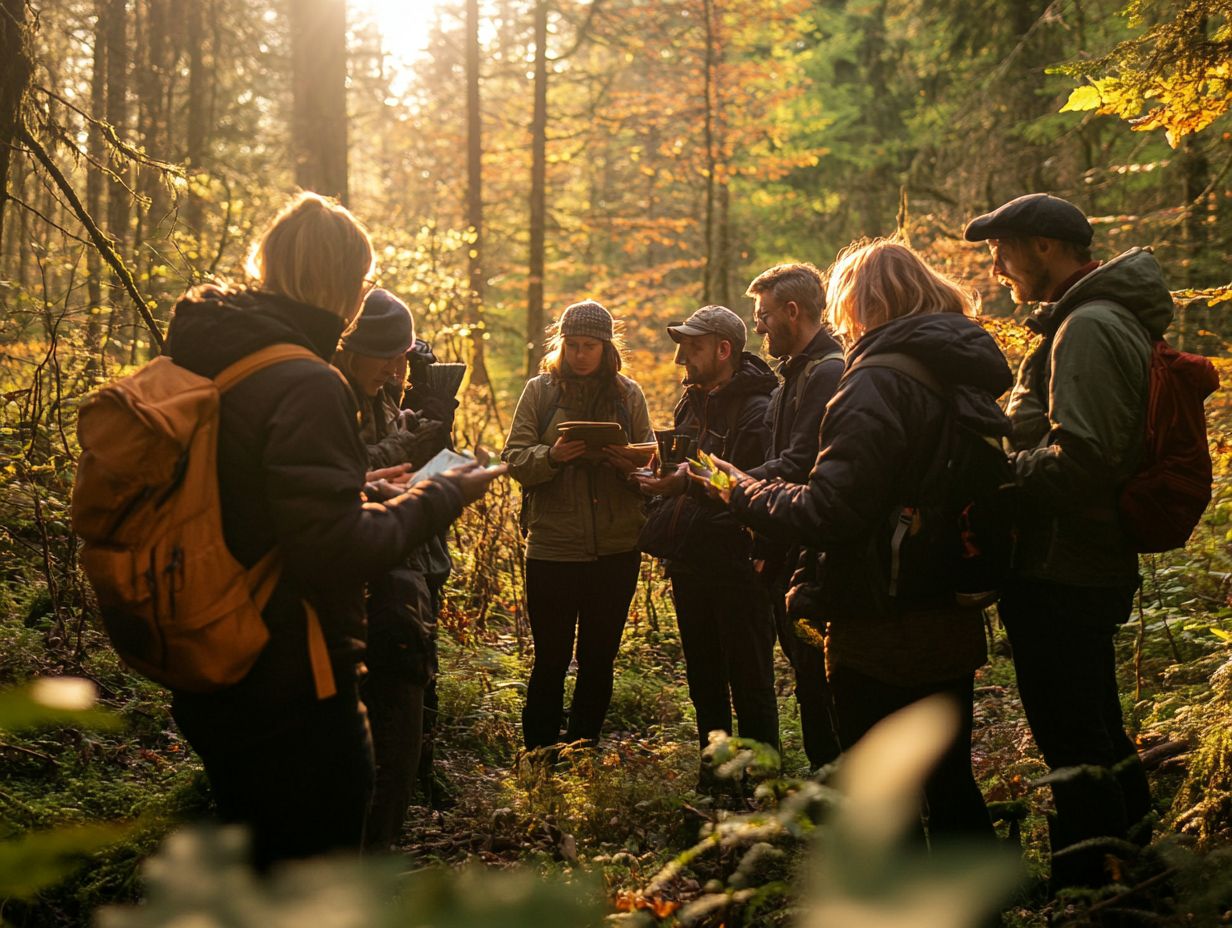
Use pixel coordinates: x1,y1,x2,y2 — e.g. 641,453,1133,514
503,300,654,751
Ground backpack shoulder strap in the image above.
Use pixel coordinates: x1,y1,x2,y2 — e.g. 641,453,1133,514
535,377,563,437
792,350,844,413
846,351,944,396
214,344,328,394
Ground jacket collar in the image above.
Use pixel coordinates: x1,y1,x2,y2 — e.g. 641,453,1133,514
1025,261,1103,337
776,327,843,377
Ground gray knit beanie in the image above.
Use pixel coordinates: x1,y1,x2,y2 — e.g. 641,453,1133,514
558,300,614,341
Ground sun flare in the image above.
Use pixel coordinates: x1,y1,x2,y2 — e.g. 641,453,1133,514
351,0,445,66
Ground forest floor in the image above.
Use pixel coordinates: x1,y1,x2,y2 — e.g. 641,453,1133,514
0,561,1227,921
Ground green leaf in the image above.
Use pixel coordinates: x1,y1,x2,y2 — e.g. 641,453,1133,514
0,823,134,899
0,679,121,733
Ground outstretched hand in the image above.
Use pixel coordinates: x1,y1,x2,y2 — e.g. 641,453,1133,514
441,461,508,504
689,453,749,505
365,463,413,487
635,461,689,497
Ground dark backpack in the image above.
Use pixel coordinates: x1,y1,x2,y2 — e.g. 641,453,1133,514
1119,339,1219,552
790,352,1016,621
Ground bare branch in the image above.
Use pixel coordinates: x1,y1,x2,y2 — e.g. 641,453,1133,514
34,83,183,176
18,119,165,352
548,0,605,63
6,192,92,245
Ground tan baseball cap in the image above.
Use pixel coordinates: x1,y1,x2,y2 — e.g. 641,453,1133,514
667,305,746,346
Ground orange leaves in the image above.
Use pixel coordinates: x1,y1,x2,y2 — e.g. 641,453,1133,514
613,889,683,918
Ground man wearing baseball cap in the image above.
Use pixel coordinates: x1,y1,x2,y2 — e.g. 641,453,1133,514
965,194,1171,889
635,305,780,784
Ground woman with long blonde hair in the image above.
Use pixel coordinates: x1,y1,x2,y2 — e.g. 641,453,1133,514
164,192,501,867
708,238,1011,845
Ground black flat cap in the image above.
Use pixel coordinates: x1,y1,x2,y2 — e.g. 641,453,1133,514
964,194,1093,246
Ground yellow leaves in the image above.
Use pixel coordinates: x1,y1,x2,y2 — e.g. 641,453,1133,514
1173,284,1232,306
1061,59,1232,146
1060,84,1104,113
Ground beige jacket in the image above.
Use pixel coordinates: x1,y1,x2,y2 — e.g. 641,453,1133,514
503,373,653,561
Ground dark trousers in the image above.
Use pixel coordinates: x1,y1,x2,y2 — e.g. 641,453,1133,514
522,552,641,749
829,665,994,844
176,682,374,871
416,576,445,796
998,579,1152,886
672,572,779,750
362,670,425,851
772,589,840,768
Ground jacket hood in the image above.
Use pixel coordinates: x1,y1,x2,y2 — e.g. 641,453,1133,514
1033,247,1174,339
717,351,778,398
165,288,346,378
682,351,777,417
849,313,1013,436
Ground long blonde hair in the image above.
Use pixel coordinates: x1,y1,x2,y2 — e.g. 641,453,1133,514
245,192,375,323
826,237,976,341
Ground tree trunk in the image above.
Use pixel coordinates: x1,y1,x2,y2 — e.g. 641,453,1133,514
86,0,108,377
1178,136,1210,351
136,0,171,291
0,0,32,255
701,0,715,304
98,0,138,360
290,0,348,202
183,0,207,239
526,0,547,378
712,6,729,309
465,0,488,385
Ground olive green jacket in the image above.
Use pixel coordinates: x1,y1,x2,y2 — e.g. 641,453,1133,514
503,373,653,561
1007,248,1174,587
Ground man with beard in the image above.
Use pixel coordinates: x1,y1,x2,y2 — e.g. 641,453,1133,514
636,306,780,779
744,264,845,772
965,194,1162,890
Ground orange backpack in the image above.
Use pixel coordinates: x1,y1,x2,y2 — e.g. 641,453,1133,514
71,344,337,698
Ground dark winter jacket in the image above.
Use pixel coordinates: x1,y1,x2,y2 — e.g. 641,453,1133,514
163,289,464,718
1007,248,1174,587
664,352,777,581
728,313,1012,685
352,380,451,685
746,328,844,574
748,328,845,484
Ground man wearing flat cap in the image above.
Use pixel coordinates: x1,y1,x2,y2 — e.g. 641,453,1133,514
635,305,780,783
965,194,1170,889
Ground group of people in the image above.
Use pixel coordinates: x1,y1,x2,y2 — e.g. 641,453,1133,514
160,187,1167,895
505,193,1166,892
164,192,505,868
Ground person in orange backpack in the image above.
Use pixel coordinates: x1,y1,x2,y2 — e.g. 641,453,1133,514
965,194,1165,890
161,193,503,869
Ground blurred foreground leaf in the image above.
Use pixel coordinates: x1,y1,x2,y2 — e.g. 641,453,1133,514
0,677,119,732
98,826,606,928
0,822,135,900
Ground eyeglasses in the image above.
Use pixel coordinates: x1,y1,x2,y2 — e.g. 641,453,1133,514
752,304,782,326
361,276,380,298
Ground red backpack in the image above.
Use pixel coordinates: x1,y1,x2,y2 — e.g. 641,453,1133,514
1119,339,1220,552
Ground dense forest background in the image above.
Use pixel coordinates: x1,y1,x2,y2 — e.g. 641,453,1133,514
2,0,1232,926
